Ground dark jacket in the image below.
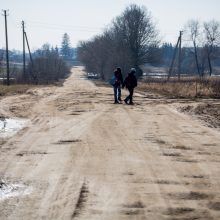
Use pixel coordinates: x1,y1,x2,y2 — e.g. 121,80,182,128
123,72,137,89
114,71,123,86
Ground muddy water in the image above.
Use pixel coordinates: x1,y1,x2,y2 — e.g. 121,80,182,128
0,118,27,138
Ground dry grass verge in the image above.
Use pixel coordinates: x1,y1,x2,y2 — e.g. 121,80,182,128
138,77,220,129
0,85,38,96
138,77,220,99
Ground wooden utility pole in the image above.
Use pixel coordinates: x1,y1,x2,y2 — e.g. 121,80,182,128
178,31,183,80
168,36,180,80
168,31,183,80
3,10,10,85
24,32,33,68
22,21,26,80
24,28,36,83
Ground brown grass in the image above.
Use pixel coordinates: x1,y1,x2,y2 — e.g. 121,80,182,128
0,84,38,96
138,77,220,98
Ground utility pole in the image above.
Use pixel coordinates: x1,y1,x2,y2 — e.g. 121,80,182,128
168,36,180,80
178,31,183,80
24,27,36,83
168,31,183,80
24,32,33,68
3,10,10,85
22,21,26,80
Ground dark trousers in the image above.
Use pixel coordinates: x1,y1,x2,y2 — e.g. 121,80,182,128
114,85,121,102
125,87,134,103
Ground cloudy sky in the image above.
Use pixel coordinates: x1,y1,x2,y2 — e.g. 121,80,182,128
1,0,220,51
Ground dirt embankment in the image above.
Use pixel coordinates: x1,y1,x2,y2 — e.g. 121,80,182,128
137,82,220,130
179,103,220,129
0,67,220,220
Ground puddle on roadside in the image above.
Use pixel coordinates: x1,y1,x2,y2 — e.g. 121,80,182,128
0,118,27,138
0,179,32,200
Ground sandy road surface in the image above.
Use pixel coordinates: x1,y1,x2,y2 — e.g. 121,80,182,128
0,67,220,220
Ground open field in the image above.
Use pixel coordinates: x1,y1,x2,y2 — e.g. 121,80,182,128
0,67,220,219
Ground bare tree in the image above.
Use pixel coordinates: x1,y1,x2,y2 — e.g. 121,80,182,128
203,20,220,76
113,4,160,76
185,19,201,76
78,31,116,80
78,4,160,79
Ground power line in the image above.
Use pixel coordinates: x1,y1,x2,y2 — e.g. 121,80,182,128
26,20,103,30
2,16,104,36
3,18,103,33
27,25,102,33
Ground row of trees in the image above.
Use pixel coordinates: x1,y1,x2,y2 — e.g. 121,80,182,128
184,19,220,76
161,20,220,77
78,4,220,79
1,4,220,84
0,33,73,84
25,33,74,84
78,4,160,80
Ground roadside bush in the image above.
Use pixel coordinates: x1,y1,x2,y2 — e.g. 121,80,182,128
26,44,71,84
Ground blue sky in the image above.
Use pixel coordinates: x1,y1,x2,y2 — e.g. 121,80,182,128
1,0,220,50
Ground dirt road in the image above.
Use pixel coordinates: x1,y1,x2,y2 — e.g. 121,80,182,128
0,67,220,220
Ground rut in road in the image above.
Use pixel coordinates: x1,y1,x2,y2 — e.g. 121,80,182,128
72,181,89,219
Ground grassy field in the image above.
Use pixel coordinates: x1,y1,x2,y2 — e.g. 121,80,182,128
139,77,220,98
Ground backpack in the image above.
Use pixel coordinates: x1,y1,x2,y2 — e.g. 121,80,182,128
109,75,116,86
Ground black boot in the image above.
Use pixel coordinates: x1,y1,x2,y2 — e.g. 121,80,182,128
124,99,129,104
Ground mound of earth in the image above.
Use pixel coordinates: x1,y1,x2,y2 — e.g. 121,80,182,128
180,103,220,129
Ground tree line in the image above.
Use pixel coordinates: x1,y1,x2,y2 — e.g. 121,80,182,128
0,33,75,84
22,34,75,84
78,4,220,79
78,4,160,80
183,19,220,77
1,4,220,84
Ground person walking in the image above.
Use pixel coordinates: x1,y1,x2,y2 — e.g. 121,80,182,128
122,68,137,105
111,67,123,104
